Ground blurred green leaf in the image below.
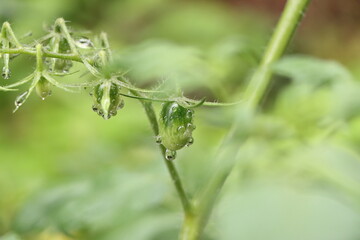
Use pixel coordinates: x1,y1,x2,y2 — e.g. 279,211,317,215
113,40,211,91
215,180,360,240
273,55,354,86
0,233,22,240
14,169,170,238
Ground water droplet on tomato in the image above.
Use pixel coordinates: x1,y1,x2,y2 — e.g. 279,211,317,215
165,149,176,161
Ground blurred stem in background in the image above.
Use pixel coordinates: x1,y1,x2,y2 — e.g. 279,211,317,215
177,0,312,239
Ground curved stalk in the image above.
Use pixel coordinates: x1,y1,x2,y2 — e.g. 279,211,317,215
133,92,193,216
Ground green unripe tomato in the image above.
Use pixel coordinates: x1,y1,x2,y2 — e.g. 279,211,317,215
92,81,124,119
35,77,52,100
158,102,195,153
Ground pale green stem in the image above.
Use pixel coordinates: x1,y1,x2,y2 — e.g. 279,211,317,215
35,44,44,72
3,40,10,72
180,0,312,239
55,18,79,54
244,0,311,108
140,99,193,215
100,32,113,61
49,34,60,71
0,48,83,62
2,22,22,48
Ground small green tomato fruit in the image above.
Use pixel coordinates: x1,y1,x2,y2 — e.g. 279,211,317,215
92,81,124,120
158,102,195,154
35,77,52,100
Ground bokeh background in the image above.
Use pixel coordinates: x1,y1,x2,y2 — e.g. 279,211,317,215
1,0,360,239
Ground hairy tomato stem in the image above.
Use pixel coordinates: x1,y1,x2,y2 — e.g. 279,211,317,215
133,91,194,216
0,48,83,62
244,0,311,108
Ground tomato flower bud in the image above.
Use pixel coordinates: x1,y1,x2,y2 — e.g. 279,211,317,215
35,77,52,100
92,81,124,119
158,102,195,160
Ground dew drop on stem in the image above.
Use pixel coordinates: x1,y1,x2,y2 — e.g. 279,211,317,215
186,137,194,147
155,136,162,144
177,125,185,133
117,100,125,110
165,149,176,161
187,123,196,130
92,104,99,112
14,91,29,112
75,37,93,49
2,67,11,79
186,110,193,119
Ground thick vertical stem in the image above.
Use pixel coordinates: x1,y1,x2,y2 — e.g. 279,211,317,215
244,0,311,108
181,0,312,239
179,214,200,240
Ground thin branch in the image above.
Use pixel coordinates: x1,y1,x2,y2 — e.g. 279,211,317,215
134,91,193,215
0,48,83,62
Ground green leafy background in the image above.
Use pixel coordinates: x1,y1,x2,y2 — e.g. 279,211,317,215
1,0,360,239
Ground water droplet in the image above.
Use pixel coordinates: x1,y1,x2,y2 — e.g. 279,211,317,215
186,110,193,119
186,137,194,147
14,91,29,111
63,61,73,72
117,100,125,110
187,123,196,130
109,110,117,117
92,106,98,112
155,136,162,144
177,125,185,133
75,37,93,49
35,78,52,99
165,149,176,161
2,67,11,79
103,114,110,120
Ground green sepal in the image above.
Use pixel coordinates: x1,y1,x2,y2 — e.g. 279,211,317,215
92,81,124,119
